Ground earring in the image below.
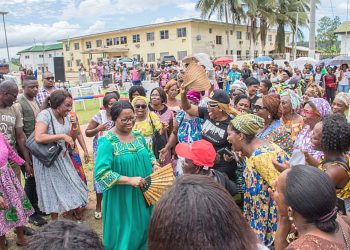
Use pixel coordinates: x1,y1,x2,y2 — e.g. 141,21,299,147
288,211,293,222
268,115,271,119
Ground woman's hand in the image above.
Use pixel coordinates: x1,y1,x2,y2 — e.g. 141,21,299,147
24,162,34,178
84,151,90,164
272,158,290,173
161,122,169,129
302,149,320,167
152,161,161,172
128,177,147,188
63,135,74,148
97,123,109,132
0,196,8,210
159,147,169,162
223,154,234,162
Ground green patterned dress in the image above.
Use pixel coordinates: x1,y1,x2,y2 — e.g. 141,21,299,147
94,131,155,250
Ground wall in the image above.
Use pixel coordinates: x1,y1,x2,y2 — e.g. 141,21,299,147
19,50,64,73
339,34,350,56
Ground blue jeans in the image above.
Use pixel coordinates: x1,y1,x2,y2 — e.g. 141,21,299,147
338,84,349,93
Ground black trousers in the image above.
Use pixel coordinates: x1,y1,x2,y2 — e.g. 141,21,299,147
326,87,336,104
20,166,40,214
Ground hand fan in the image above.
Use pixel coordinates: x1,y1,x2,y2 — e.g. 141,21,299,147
182,61,211,91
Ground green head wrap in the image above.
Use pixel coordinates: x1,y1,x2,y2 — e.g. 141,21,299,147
231,114,265,135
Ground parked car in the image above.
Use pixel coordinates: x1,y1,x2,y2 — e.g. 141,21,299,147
161,55,176,66
112,57,139,69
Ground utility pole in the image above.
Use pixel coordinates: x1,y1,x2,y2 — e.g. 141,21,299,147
309,0,316,58
0,12,10,65
293,11,299,61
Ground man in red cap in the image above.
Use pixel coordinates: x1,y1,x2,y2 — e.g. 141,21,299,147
175,140,237,196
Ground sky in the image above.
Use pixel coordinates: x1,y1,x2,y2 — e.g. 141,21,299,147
0,0,347,59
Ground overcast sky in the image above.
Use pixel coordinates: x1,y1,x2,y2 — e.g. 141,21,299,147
0,0,346,59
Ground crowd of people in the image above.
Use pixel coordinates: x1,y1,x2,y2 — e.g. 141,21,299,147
0,57,350,250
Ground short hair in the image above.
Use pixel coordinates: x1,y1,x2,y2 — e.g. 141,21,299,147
110,100,134,121
260,79,272,90
26,220,103,250
128,85,146,101
262,94,281,120
285,165,338,233
150,87,167,103
0,80,18,93
321,114,350,153
43,90,72,109
149,175,257,250
103,93,119,108
244,77,259,87
233,94,250,106
23,76,38,86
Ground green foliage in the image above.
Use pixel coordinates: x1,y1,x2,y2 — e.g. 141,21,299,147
316,16,341,53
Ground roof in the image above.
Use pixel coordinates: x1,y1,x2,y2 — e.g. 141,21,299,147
334,21,350,34
286,45,309,51
17,43,63,54
58,18,282,42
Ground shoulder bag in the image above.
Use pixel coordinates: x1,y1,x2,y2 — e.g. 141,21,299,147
25,110,63,167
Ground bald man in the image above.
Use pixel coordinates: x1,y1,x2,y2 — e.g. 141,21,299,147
36,71,56,107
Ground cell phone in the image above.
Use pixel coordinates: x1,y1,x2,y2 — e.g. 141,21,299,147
217,147,234,157
336,197,347,215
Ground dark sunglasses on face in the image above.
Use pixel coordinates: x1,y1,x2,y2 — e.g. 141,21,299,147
207,102,219,108
45,77,54,81
135,104,147,109
252,105,267,112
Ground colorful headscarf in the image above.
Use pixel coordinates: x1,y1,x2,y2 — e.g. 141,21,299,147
308,98,331,118
231,80,247,90
131,95,149,107
186,90,201,104
231,114,265,135
335,92,350,108
280,89,302,109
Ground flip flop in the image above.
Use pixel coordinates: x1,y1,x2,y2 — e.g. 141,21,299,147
94,211,102,220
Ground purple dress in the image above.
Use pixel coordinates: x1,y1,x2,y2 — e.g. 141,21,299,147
0,133,34,235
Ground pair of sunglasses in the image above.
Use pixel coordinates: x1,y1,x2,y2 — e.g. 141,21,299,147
252,105,267,112
45,77,54,81
135,104,147,109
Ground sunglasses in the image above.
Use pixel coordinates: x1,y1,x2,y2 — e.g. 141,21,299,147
252,105,267,112
135,104,147,109
45,77,54,81
301,108,319,116
207,102,219,108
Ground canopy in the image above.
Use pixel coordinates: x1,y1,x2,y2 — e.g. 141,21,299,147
330,55,350,65
293,57,317,68
214,57,233,65
254,56,273,63
316,58,333,67
182,53,213,70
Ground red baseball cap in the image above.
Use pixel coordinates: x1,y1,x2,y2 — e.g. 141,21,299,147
175,140,216,167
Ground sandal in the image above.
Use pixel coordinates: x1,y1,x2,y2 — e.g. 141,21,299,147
94,211,102,220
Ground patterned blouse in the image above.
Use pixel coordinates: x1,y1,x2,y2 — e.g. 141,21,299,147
293,125,324,161
176,111,203,144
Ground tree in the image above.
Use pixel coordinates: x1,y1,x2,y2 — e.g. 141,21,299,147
316,16,341,53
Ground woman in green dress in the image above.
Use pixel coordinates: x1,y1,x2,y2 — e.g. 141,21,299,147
94,100,160,250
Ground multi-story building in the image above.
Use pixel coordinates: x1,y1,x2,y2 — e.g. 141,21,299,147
17,43,63,73
59,18,291,71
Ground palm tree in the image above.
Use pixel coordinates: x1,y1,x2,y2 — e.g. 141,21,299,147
196,0,244,55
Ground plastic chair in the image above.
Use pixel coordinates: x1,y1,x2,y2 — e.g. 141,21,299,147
70,87,86,111
91,84,102,106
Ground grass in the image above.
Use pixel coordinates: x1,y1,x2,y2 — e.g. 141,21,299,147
74,98,101,125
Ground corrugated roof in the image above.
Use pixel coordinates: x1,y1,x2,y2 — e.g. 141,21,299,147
334,21,350,34
17,43,63,54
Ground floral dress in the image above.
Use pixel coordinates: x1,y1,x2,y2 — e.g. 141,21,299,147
244,143,289,246
0,133,34,235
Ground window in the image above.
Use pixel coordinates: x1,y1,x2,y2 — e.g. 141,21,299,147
74,43,79,50
146,32,154,41
216,36,222,45
106,38,113,46
236,31,242,39
49,54,52,58
268,35,272,42
147,53,155,62
86,41,92,49
25,55,29,59
67,60,72,67
226,50,228,55
286,36,290,44
230,50,233,55
254,50,258,57
113,37,119,45
246,32,250,40
39,54,44,58
177,28,187,38
237,50,242,59
76,59,81,67
160,52,169,60
230,30,233,35
177,51,187,60
160,30,169,39
132,34,140,43
209,28,212,33
120,36,127,44
65,44,70,51
246,50,250,56
96,40,102,47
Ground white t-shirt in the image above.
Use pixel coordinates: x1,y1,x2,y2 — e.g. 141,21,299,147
339,70,350,85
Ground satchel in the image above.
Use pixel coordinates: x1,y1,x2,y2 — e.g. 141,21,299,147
149,114,167,159
25,110,63,167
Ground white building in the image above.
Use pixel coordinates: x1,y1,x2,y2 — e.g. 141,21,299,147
17,43,63,73
335,21,350,56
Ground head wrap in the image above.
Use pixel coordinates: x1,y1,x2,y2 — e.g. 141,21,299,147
231,114,265,135
305,83,324,98
280,89,302,109
262,95,281,120
231,80,247,90
308,98,331,118
334,92,350,108
186,90,201,104
131,95,149,107
164,79,178,94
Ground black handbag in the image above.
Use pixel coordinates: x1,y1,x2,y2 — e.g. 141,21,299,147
149,114,167,159
25,110,63,167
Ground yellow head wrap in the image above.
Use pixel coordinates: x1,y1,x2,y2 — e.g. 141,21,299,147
231,114,265,135
131,96,149,107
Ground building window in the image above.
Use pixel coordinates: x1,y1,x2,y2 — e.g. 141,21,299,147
268,35,272,42
237,50,242,59
246,50,250,56
226,50,228,55
132,34,140,43
209,28,212,33
286,36,290,44
49,54,52,58
230,50,233,55
254,50,259,57
146,32,154,41
147,53,155,62
76,59,81,67
86,41,92,49
160,30,169,39
236,31,242,39
96,40,102,47
25,55,29,59
177,51,187,60
177,28,187,38
74,43,79,50
120,36,127,44
67,60,72,67
160,52,169,60
230,30,233,35
106,38,113,46
246,32,250,40
216,36,222,45
39,54,44,58
113,37,119,45
65,44,70,51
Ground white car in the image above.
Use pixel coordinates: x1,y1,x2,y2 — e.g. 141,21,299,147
112,57,139,69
